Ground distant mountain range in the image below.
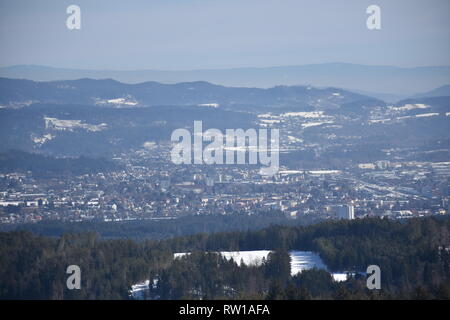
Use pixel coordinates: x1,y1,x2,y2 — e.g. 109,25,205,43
412,85,450,99
0,77,384,111
1,63,449,97
0,77,448,159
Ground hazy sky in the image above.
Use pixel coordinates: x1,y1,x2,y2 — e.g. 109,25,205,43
1,0,449,70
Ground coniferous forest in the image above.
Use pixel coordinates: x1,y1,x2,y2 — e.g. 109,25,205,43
0,216,449,300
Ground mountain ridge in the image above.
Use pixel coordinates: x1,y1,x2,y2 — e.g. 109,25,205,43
0,77,384,110
2,63,449,95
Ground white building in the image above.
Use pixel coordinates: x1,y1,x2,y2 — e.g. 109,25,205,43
375,160,390,170
335,205,355,220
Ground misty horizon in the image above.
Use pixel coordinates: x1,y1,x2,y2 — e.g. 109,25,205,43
3,61,450,72
2,0,450,70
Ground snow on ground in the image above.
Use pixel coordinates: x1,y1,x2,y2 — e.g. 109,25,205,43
308,170,341,175
32,133,54,145
290,250,328,276
415,113,439,118
281,111,325,118
174,251,271,266
391,104,430,111
260,119,281,124
358,163,376,170
278,170,304,175
174,250,349,282
198,103,219,108
129,280,150,300
0,201,22,206
257,113,280,119
129,279,159,300
131,250,355,298
44,117,107,132
220,250,272,266
173,252,190,259
331,273,349,282
301,121,333,128
106,98,137,106
368,119,390,124
94,96,138,107
369,110,442,124
287,136,303,143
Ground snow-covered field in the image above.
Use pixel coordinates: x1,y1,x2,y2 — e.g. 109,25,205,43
44,117,107,132
301,121,334,128
32,133,54,145
281,111,326,118
289,250,328,276
308,170,341,175
106,98,137,106
198,103,219,108
287,135,303,143
391,104,430,111
130,250,351,298
174,250,349,281
95,96,138,107
415,112,439,118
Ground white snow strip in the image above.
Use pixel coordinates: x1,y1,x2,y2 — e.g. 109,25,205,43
198,103,219,108
392,104,430,111
415,113,439,118
302,121,333,128
281,111,325,118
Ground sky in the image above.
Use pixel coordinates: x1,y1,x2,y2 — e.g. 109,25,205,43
0,0,449,70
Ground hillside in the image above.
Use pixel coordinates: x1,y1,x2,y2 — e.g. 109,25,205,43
1,63,450,94
0,217,449,299
0,77,383,110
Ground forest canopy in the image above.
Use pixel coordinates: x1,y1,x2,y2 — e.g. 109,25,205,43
0,216,449,300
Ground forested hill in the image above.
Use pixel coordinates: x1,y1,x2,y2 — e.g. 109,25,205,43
0,216,449,300
0,150,118,176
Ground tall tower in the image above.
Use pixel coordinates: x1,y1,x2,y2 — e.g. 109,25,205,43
336,205,355,220
348,205,355,220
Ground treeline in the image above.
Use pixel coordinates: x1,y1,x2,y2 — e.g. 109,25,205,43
159,216,450,298
0,216,449,299
0,231,172,299
0,150,118,176
0,212,318,240
156,249,292,299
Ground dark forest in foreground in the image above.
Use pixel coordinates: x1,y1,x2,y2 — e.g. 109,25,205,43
0,216,449,300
